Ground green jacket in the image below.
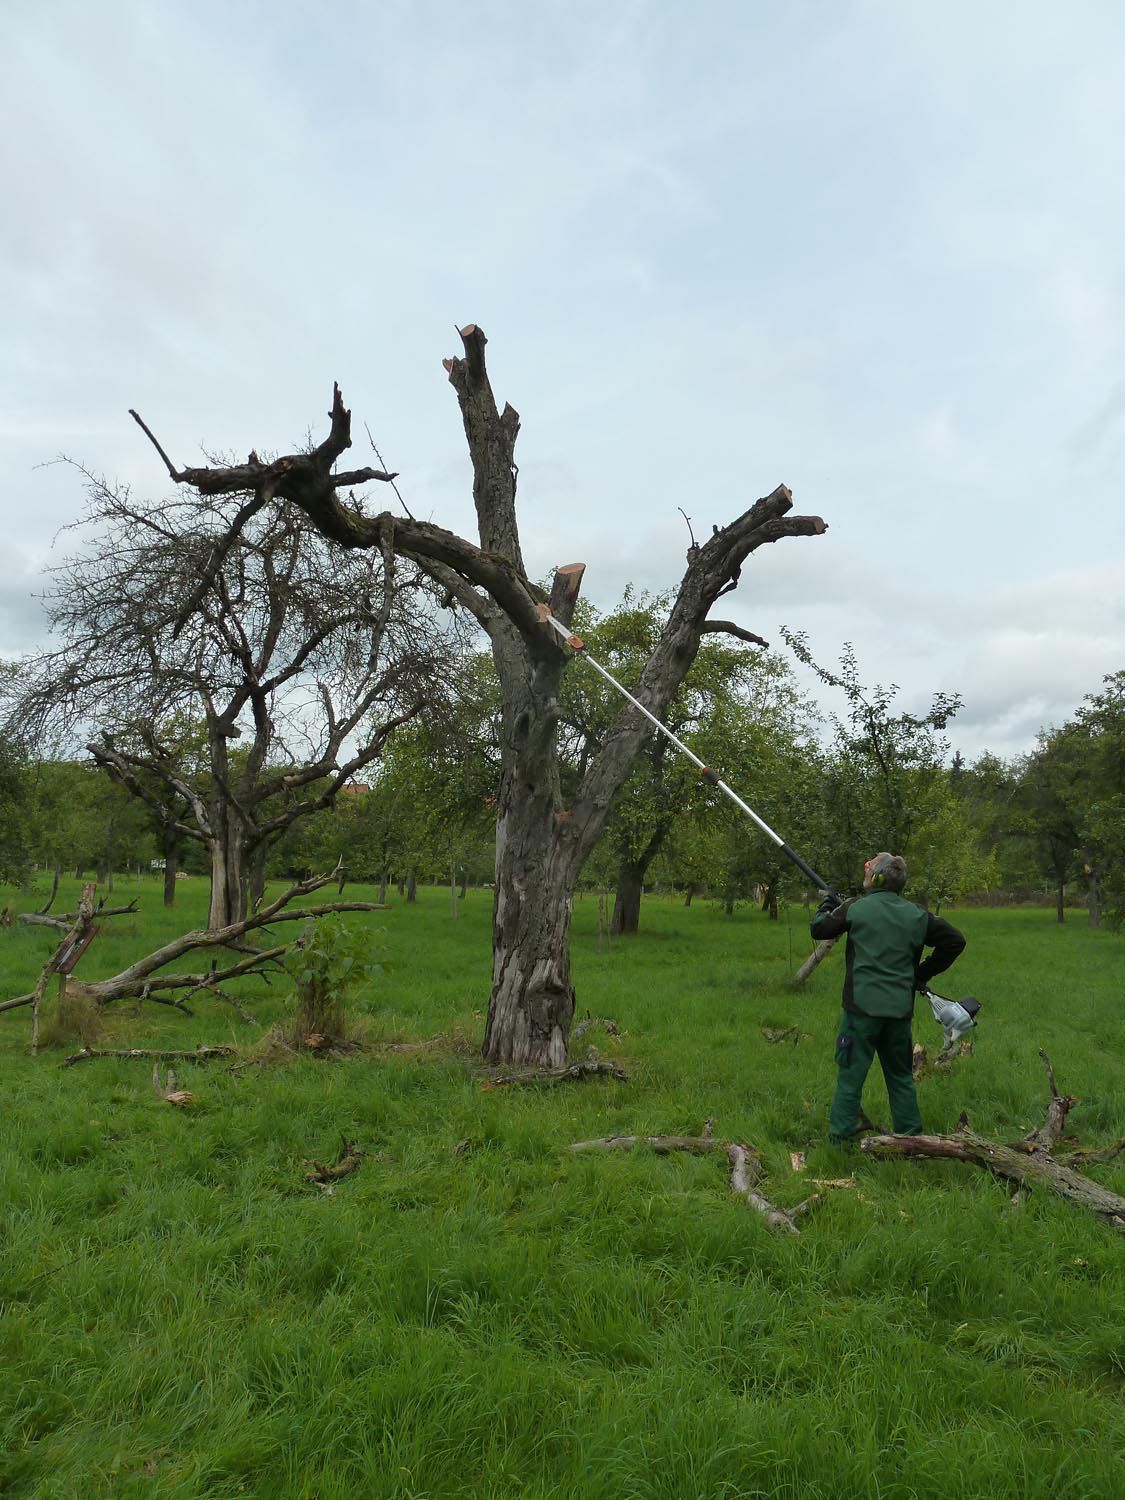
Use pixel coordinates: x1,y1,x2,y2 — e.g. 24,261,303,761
809,889,966,1019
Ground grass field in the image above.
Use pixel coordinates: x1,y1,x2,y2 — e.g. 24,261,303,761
1,876,1123,1499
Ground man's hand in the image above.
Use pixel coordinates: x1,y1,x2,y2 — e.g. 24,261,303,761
817,892,842,916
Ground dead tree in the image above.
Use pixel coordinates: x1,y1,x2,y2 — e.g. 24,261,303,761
1,871,381,1025
862,1051,1125,1234
127,331,826,1065
12,466,451,929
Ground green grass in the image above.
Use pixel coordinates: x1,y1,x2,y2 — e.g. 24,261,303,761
1,876,1123,1498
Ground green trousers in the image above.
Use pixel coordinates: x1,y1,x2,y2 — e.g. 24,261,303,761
829,1008,923,1142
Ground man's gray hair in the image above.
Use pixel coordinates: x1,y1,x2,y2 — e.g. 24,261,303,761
868,852,907,892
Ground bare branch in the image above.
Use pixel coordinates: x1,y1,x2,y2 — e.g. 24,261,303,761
700,620,769,648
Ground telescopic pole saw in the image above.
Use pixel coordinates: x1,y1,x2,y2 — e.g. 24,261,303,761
540,603,980,1045
538,606,835,896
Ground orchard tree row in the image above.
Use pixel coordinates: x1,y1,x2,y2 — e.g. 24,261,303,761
3,604,1121,931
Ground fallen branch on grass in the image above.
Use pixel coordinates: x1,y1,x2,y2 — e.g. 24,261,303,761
862,1050,1125,1234
482,1059,627,1090
60,1045,237,1068
303,1135,366,1186
19,898,139,932
569,1127,831,1235
1,870,383,1023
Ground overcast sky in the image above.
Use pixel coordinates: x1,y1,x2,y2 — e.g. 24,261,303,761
3,0,1123,760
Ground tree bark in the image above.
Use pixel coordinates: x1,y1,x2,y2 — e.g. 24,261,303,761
485,781,579,1068
208,832,244,929
1056,880,1065,924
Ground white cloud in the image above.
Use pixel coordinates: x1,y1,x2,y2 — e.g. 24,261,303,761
2,0,1124,766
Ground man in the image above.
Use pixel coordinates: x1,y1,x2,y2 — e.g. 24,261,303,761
810,852,966,1144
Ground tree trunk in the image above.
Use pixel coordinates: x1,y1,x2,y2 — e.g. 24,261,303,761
611,860,644,936
484,795,578,1068
208,828,245,930
761,882,778,920
1087,868,1103,929
683,884,695,908
162,824,179,908
405,870,417,904
378,868,389,904
1056,881,1065,925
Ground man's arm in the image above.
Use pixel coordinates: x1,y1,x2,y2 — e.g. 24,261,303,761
810,896,851,941
916,913,966,989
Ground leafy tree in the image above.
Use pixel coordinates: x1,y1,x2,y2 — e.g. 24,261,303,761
0,731,33,887
782,634,972,900
557,591,804,933
1018,727,1086,924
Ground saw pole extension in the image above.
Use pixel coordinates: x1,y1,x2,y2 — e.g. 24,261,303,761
541,600,982,1039
539,607,832,895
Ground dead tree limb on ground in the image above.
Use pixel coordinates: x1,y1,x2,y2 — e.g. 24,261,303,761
2,871,381,1023
60,1045,236,1068
303,1135,366,1186
482,1059,627,1089
569,1129,828,1235
861,1051,1125,1234
20,898,139,933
